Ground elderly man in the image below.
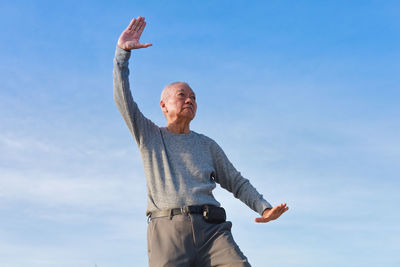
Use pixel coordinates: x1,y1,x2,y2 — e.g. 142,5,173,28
113,16,288,267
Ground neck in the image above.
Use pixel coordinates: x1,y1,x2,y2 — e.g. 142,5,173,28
166,120,191,134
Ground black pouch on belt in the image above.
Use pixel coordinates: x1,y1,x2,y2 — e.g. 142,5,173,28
202,205,226,224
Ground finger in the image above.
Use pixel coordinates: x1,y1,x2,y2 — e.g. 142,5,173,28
275,205,286,216
277,203,286,212
268,205,285,219
255,216,271,223
255,217,268,223
280,204,288,213
137,21,146,37
127,18,136,30
137,43,152,48
274,206,289,218
282,206,289,213
133,16,143,31
277,204,286,213
269,205,282,215
136,17,144,32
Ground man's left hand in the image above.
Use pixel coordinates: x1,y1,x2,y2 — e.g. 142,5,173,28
255,203,289,223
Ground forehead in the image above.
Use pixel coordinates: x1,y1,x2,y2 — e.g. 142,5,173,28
170,83,195,95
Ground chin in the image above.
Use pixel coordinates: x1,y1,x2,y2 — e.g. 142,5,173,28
181,111,196,120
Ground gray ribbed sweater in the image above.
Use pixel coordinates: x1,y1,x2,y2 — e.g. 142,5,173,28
113,46,272,216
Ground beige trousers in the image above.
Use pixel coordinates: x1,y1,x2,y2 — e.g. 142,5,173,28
147,213,251,267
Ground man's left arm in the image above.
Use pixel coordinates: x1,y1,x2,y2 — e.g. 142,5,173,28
211,142,288,223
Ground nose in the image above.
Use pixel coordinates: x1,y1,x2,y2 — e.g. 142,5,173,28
185,97,194,105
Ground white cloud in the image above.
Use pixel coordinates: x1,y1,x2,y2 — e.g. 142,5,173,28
0,242,92,267
0,169,146,211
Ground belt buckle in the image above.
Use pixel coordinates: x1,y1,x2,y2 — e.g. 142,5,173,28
181,206,189,216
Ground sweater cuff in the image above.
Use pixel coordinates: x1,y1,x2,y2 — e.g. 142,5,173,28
258,200,273,215
115,45,131,63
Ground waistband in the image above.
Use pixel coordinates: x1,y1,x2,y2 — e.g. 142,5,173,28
148,205,210,220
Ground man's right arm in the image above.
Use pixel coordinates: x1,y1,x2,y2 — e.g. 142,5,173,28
113,46,157,146
113,16,155,147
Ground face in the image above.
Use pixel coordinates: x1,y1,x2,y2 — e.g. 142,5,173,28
160,83,197,122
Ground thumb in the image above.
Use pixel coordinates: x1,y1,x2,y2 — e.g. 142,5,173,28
254,217,269,223
138,43,152,48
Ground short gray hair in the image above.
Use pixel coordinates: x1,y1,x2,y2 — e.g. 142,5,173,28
160,81,192,101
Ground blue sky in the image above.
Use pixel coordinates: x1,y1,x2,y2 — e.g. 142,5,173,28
1,1,399,266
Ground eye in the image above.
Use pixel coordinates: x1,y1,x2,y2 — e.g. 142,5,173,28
191,95,196,101
178,92,185,97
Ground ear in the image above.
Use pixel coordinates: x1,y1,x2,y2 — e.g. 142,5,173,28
160,100,167,113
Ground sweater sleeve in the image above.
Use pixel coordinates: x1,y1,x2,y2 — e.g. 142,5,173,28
211,141,272,215
113,46,158,147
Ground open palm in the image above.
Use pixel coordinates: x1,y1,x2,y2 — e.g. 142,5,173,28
117,16,152,50
255,203,289,223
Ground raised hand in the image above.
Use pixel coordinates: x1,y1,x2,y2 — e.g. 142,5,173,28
117,16,152,50
255,203,289,223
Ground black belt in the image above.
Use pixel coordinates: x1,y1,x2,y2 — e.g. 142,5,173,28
148,205,227,224
148,205,205,220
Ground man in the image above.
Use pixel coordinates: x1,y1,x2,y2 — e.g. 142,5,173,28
113,16,289,267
